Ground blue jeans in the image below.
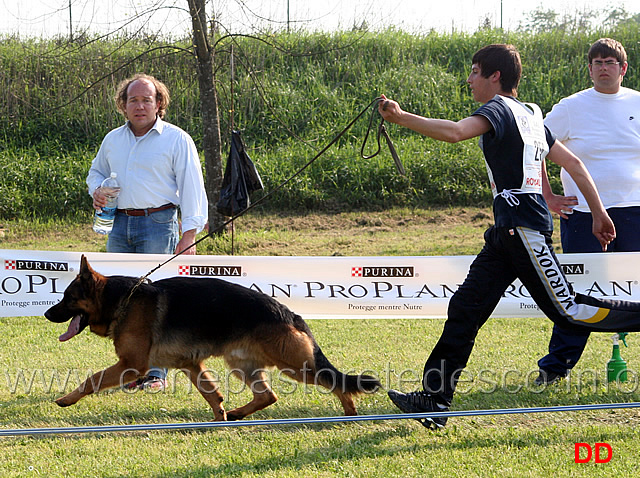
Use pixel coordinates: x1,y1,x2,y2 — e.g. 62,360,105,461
107,207,179,380
538,207,640,375
107,207,179,254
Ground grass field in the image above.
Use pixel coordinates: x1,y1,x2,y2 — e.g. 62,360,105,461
1,209,639,476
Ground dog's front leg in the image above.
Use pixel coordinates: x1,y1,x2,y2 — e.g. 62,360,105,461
55,361,140,407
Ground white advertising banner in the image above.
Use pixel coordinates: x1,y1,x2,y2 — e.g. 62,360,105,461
2,249,640,319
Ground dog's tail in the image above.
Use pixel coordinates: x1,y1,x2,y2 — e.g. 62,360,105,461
312,345,381,395
289,313,381,395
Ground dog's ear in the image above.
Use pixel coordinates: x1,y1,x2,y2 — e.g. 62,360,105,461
79,255,97,283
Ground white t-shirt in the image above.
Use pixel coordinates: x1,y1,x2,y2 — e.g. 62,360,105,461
544,87,640,212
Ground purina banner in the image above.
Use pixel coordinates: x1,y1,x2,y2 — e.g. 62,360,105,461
2,249,640,319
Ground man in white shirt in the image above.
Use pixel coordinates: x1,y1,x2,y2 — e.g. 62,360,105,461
538,38,640,384
86,73,208,390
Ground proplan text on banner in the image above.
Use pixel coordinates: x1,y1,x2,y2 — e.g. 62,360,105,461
2,250,640,319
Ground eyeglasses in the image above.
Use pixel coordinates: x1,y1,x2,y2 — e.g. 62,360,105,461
591,60,621,68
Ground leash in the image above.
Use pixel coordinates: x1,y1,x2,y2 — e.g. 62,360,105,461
361,100,405,175
118,97,404,307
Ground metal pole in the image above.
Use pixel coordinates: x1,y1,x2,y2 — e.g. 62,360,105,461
230,44,235,254
2,402,639,437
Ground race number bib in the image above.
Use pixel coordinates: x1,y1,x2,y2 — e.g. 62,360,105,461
500,96,547,194
483,96,548,204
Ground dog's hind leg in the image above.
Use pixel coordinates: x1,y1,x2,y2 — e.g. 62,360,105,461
225,367,278,421
277,360,359,416
182,363,227,421
323,382,358,416
263,327,360,416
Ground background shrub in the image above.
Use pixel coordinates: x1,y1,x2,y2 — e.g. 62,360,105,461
2,26,639,218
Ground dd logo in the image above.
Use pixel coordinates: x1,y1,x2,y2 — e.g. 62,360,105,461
574,443,612,463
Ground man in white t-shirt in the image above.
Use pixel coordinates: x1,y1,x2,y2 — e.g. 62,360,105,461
538,38,640,384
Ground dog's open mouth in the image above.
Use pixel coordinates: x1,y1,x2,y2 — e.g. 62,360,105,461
59,314,89,342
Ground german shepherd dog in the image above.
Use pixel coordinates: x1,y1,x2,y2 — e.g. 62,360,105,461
44,256,380,420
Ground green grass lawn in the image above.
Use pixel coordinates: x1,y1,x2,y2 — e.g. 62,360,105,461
1,315,639,477
1,210,638,476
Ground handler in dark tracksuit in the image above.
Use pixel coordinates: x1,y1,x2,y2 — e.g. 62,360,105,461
378,43,640,430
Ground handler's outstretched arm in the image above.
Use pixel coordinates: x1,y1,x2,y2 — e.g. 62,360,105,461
378,94,491,143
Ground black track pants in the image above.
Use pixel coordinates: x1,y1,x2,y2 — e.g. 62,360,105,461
423,225,640,403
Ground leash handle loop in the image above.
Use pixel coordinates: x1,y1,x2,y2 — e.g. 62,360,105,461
360,98,405,176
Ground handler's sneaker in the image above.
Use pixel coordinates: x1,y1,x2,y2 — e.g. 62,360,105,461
123,376,167,392
387,389,449,429
533,370,566,386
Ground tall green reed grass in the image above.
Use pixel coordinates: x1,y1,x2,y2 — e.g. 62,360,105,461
2,26,640,218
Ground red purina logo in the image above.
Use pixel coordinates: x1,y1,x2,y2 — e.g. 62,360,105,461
574,443,612,463
177,265,242,276
351,266,414,278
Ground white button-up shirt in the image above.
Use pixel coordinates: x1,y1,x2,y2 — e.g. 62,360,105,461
87,118,208,234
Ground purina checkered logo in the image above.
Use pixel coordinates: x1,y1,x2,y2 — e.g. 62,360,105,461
3,259,68,271
351,266,414,278
178,265,242,276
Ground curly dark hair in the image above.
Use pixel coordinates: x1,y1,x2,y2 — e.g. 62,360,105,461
114,73,170,119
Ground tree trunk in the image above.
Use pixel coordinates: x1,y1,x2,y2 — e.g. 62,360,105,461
187,0,225,233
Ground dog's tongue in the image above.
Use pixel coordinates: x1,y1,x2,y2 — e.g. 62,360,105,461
59,315,82,342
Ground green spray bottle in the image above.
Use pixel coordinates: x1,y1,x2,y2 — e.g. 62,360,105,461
607,332,629,382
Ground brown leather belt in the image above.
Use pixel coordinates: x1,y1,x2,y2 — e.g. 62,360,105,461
117,204,176,216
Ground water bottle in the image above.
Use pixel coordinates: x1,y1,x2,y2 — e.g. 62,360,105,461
92,172,121,235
